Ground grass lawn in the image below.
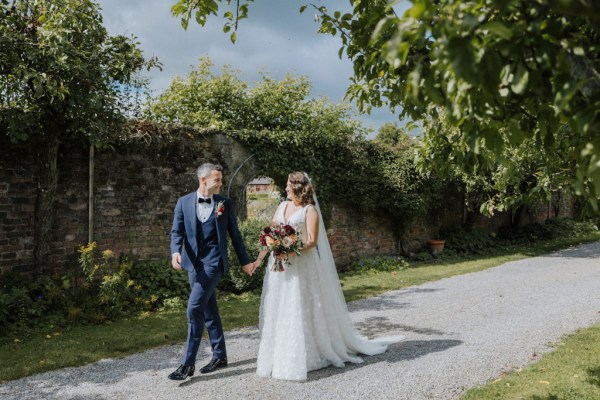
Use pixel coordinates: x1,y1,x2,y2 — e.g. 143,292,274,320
462,322,600,399
1,233,599,387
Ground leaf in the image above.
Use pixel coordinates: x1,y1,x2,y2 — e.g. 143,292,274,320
510,63,529,95
406,1,426,18
482,128,503,152
480,49,501,93
481,21,513,40
507,119,525,146
447,37,476,82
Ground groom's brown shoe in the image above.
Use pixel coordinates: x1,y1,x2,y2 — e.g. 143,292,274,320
168,364,195,380
200,358,228,374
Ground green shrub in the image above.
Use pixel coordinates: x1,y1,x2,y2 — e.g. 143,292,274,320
344,256,410,275
128,258,188,305
499,218,598,242
413,252,434,261
0,243,190,337
221,218,269,293
444,229,499,255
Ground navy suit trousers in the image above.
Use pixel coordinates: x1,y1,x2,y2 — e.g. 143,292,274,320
183,262,226,366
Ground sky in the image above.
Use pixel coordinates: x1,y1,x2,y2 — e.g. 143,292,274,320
96,0,407,135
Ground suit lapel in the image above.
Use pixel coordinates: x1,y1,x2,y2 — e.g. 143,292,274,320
213,194,223,243
189,192,198,237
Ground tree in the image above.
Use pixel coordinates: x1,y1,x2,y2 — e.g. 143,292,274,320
416,110,577,227
0,0,157,271
146,56,366,137
374,122,412,149
170,0,600,211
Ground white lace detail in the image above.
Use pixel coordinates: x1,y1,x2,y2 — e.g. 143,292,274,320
256,201,405,381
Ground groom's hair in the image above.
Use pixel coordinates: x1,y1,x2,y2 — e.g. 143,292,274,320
197,163,223,179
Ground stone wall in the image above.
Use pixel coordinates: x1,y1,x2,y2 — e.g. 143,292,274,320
0,144,37,275
0,129,579,277
324,187,576,267
326,205,398,267
0,131,255,276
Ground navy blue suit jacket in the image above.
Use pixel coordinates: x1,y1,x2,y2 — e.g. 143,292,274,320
170,192,250,272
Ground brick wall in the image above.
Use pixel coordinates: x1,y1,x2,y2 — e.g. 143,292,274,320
324,188,576,268
0,144,37,275
0,130,579,277
326,205,397,267
0,131,254,276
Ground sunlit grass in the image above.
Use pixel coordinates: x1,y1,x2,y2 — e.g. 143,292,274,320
462,323,600,400
1,233,598,384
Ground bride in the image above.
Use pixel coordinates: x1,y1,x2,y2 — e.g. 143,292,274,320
250,172,404,381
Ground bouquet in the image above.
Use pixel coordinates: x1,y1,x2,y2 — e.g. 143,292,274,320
259,223,304,272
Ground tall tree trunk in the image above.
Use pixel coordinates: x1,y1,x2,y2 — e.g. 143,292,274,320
33,130,59,273
512,204,529,229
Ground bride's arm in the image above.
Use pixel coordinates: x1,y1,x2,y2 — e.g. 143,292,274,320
252,201,285,271
251,248,269,272
301,205,319,252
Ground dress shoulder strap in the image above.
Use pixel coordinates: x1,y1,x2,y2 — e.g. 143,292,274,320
302,204,314,217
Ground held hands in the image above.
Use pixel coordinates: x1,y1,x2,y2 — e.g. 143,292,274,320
250,258,264,275
242,263,254,276
247,248,270,275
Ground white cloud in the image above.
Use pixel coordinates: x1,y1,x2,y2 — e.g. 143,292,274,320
97,0,403,134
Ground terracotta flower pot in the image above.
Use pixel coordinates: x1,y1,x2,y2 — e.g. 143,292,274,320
426,239,445,255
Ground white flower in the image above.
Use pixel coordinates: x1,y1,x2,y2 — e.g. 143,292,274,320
282,236,294,248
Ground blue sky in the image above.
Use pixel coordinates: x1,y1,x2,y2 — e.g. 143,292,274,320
97,0,409,135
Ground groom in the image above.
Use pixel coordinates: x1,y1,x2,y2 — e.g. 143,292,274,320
168,163,253,380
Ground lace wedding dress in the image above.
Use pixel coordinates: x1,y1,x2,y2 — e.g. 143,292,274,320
256,201,405,381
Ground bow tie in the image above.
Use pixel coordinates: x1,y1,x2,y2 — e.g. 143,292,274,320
198,197,212,204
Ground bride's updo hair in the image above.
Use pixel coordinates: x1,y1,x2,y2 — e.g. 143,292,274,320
288,172,316,206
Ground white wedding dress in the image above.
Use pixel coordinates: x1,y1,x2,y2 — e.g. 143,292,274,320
256,201,405,381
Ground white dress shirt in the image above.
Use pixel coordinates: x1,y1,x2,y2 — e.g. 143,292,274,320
197,193,214,223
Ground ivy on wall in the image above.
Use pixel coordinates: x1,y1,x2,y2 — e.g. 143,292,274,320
230,128,441,236
119,119,444,237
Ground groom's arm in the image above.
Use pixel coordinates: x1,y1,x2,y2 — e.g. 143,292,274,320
226,199,251,267
170,198,185,269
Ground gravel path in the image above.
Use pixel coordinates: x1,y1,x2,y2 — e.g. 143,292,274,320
2,241,600,400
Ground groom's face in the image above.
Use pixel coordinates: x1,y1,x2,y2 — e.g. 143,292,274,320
203,170,223,195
